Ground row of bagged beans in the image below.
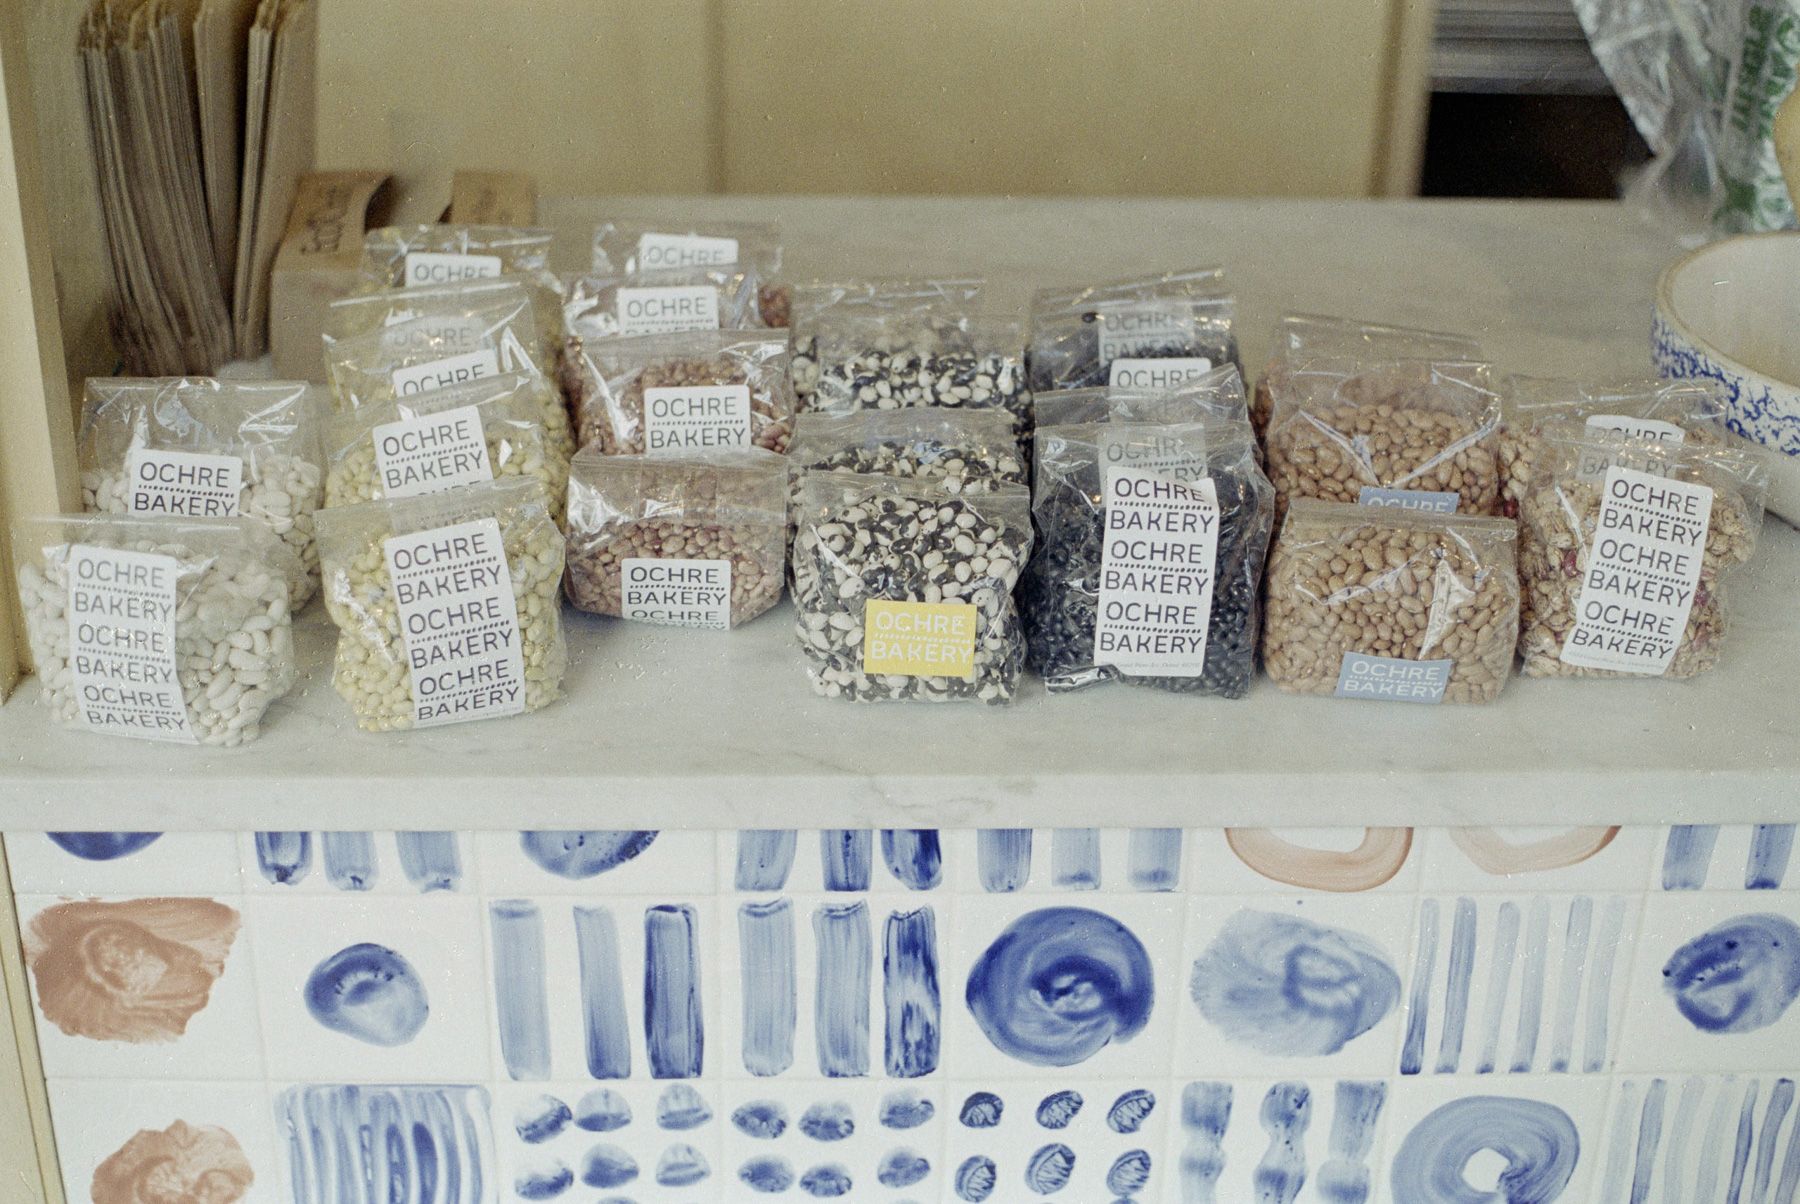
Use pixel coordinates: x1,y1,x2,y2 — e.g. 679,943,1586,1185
11,219,1775,743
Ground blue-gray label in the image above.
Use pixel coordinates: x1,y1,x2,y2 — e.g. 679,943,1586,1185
1357,486,1459,513
1334,653,1453,703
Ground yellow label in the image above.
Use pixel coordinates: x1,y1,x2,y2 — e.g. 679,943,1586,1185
862,601,977,681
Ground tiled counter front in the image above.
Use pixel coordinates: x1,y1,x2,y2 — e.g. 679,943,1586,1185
9,824,1799,1204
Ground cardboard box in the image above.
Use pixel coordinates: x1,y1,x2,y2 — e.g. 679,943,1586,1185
268,171,392,382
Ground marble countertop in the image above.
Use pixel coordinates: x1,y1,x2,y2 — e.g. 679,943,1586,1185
4,196,1794,831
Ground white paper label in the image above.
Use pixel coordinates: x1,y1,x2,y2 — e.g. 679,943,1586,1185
616,285,720,336
66,545,196,742
383,518,526,727
1585,414,1689,444
1357,486,1460,513
1335,652,1453,703
402,251,502,287
371,406,493,498
1108,357,1215,391
391,348,501,396
379,315,489,357
1095,304,1198,364
642,384,753,454
621,557,732,629
1095,469,1219,677
123,449,242,518
382,307,420,327
1559,465,1711,675
636,232,740,270
1098,428,1209,483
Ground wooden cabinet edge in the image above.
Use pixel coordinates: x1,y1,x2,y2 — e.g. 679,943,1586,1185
0,846,62,1204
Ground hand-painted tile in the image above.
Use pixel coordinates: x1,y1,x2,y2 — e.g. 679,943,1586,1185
1417,825,1657,893
494,1080,720,1203
722,830,951,894
720,1080,943,1203
1162,1079,1390,1204
1400,894,1637,1077
719,893,950,1082
1599,1075,1800,1204
945,828,1186,894
1186,828,1422,896
1658,824,1800,892
46,1078,286,1204
1620,892,1800,1073
947,1078,1166,1201
479,894,723,1083
480,829,716,894
275,1083,493,1204
20,894,265,1080
946,894,1183,1081
1175,895,1415,1079
245,894,490,1081
1373,1077,1610,1204
7,831,242,896
236,830,474,894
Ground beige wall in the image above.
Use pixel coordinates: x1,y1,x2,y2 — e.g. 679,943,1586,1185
315,0,1434,200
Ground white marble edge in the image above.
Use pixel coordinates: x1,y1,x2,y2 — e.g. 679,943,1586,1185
3,196,1797,832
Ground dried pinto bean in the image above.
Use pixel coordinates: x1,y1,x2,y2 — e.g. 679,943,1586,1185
1262,501,1520,704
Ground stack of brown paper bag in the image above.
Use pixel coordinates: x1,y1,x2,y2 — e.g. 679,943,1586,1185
79,0,314,373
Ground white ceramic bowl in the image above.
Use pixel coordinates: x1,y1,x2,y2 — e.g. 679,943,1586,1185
1654,232,1800,524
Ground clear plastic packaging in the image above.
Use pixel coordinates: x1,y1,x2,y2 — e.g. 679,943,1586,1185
1262,500,1520,704
1498,375,1731,516
1252,314,1481,442
784,408,1028,514
322,296,570,459
788,277,985,405
571,330,797,456
326,276,564,366
315,477,566,732
792,473,1033,703
359,224,555,289
1517,427,1767,679
1031,365,1252,428
564,448,787,628
809,314,1032,435
590,217,783,326
14,514,298,745
1028,267,1240,392
1023,414,1274,696
324,372,567,523
79,377,326,607
1263,358,1504,523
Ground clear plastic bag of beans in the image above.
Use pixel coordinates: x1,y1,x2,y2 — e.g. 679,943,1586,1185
1023,414,1273,697
792,473,1033,704
79,377,326,608
573,330,796,456
315,476,567,732
591,218,785,326
1031,364,1252,428
324,372,567,523
14,513,299,745
1027,267,1240,392
785,407,1028,515
327,276,565,366
1263,358,1504,524
322,295,569,452
1262,500,1520,704
564,448,787,629
1498,376,1731,517
1251,314,1480,443
1516,426,1767,680
359,224,555,290
809,313,1032,436
788,277,985,405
